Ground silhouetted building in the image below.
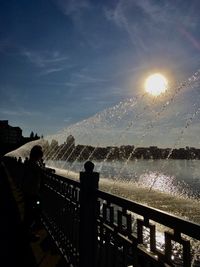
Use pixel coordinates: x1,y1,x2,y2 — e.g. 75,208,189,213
0,120,41,157
0,120,22,145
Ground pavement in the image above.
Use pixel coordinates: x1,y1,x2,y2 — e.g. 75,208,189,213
0,160,64,267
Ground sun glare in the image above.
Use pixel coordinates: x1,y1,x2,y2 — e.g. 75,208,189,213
145,73,168,96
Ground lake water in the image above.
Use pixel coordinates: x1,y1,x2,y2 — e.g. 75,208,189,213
47,159,200,224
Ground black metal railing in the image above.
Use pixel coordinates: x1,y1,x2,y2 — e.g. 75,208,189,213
40,171,80,266
39,162,200,267
5,158,200,267
96,190,200,267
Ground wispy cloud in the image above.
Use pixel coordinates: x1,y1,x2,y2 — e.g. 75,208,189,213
53,0,92,29
0,108,41,117
104,1,148,51
71,73,109,84
21,49,70,77
39,67,65,76
104,0,200,52
55,0,91,16
64,81,78,87
22,49,69,68
135,0,199,30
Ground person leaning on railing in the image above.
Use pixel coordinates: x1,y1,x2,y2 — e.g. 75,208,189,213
21,145,43,241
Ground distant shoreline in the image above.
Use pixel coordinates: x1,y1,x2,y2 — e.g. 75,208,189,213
44,138,200,161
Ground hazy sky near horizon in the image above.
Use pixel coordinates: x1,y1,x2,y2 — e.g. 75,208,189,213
0,0,200,142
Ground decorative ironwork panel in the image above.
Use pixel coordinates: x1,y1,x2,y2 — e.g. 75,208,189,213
97,190,200,267
7,159,200,267
40,170,80,267
164,231,191,267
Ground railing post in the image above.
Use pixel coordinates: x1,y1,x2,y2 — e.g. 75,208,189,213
79,161,99,267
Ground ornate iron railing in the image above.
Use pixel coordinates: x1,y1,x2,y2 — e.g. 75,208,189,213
96,190,200,267
40,170,80,266
7,158,200,267
40,162,200,267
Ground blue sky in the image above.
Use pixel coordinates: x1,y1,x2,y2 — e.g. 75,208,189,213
0,0,200,140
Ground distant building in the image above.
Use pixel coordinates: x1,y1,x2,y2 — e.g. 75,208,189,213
0,120,41,157
0,120,22,145
66,135,75,147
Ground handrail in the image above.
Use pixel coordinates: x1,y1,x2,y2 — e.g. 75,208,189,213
43,169,80,188
4,157,200,267
97,189,200,240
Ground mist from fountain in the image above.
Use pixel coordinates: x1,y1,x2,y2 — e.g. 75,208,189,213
6,69,200,224
5,70,200,266
96,69,200,193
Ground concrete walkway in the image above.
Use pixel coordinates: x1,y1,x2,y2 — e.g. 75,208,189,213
0,161,36,266
0,159,67,267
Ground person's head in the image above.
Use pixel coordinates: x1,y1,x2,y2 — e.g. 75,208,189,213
84,161,94,173
30,145,43,162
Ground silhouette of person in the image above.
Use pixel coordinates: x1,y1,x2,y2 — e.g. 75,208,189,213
18,157,22,164
21,145,43,239
24,157,29,165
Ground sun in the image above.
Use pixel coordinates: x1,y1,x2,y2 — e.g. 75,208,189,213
145,73,168,96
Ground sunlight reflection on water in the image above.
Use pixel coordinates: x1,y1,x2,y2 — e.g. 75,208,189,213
49,159,200,225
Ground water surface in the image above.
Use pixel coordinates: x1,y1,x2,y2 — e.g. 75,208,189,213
47,159,200,224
